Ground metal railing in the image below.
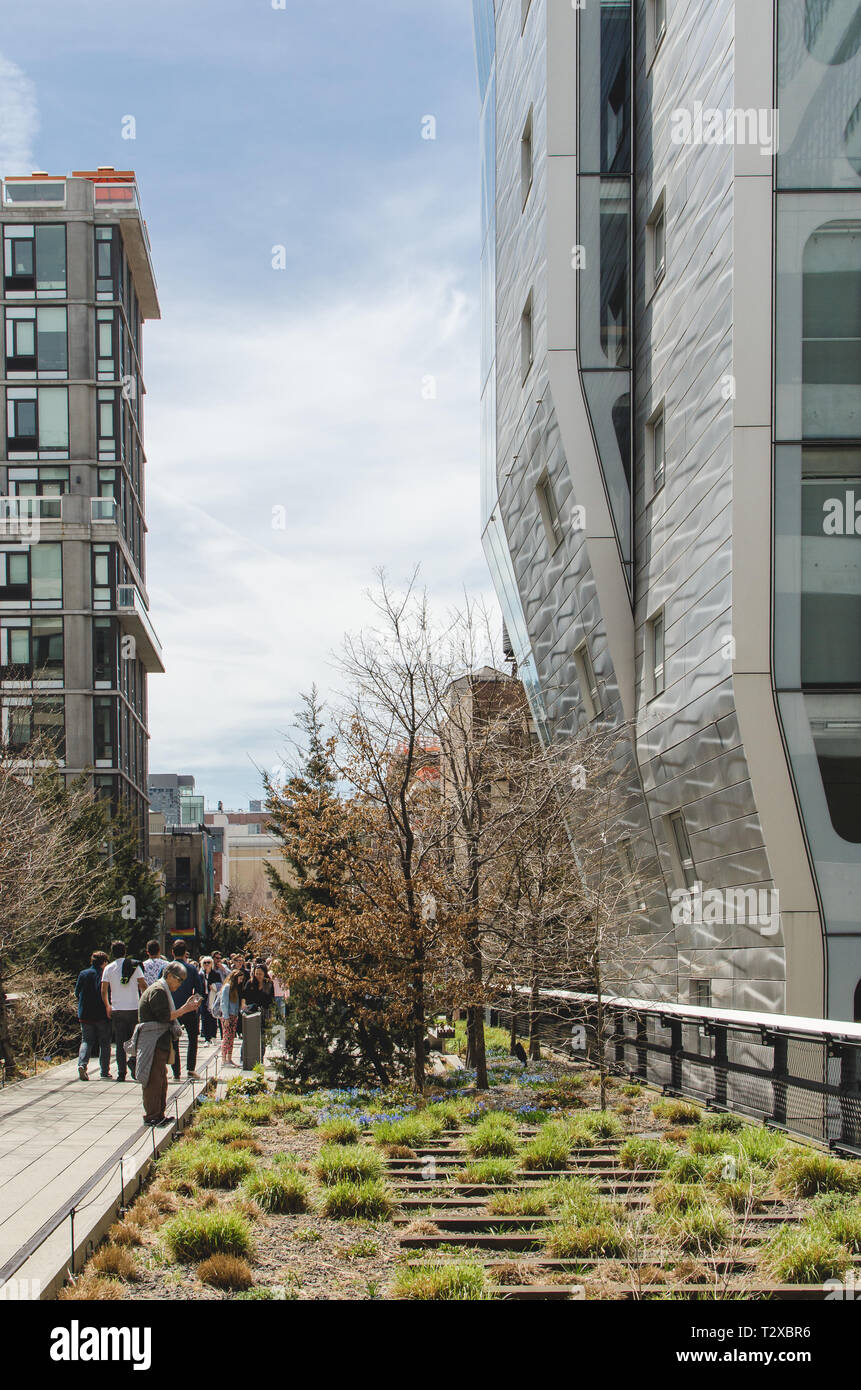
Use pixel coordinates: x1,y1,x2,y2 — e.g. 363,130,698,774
505,989,861,1157
0,1048,221,1294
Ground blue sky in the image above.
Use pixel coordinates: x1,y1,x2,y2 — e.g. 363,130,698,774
0,0,491,809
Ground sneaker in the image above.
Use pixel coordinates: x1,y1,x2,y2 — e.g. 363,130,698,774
77,1066,88,1081
145,1115,166,1126
100,1073,112,1080
157,1116,174,1127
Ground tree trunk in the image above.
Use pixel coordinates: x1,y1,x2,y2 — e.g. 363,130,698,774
509,986,518,1050
0,968,21,1079
528,974,541,1060
467,1005,488,1090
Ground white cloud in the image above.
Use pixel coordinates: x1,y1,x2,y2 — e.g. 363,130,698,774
144,259,495,806
0,53,38,176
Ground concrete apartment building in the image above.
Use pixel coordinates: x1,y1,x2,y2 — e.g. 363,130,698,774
205,805,284,913
0,168,163,840
473,0,861,1019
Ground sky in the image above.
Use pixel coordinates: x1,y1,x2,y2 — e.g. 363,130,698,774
0,0,492,809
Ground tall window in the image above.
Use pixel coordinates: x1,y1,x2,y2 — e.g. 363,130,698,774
5,307,67,375
649,610,665,697
647,402,666,495
647,192,666,294
521,291,534,380
6,387,69,455
94,695,115,765
521,107,534,208
574,641,602,721
3,225,66,295
669,810,697,889
536,472,563,551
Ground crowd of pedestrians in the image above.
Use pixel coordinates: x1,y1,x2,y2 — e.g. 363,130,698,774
74,938,287,1127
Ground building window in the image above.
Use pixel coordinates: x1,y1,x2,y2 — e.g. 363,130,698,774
5,307,67,375
0,617,63,681
95,228,117,300
574,641,602,721
536,472,563,551
8,466,69,497
92,544,113,608
3,695,64,758
649,610,665,697
94,695,115,765
669,810,697,889
648,0,667,61
0,550,31,601
93,617,117,688
0,543,62,605
521,291,534,381
521,107,534,208
6,387,69,455
691,978,712,1009
647,402,666,496
647,192,666,295
3,225,66,295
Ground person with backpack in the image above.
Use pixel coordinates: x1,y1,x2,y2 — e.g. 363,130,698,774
199,955,222,1042
101,941,146,1082
74,950,111,1080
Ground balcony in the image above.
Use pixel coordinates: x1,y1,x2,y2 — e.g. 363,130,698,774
72,170,160,321
91,497,118,523
116,583,165,674
0,496,62,541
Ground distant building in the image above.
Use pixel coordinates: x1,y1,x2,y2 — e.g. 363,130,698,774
205,803,288,913
149,809,215,946
148,772,204,827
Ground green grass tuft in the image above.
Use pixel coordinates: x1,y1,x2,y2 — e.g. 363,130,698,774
162,1209,253,1262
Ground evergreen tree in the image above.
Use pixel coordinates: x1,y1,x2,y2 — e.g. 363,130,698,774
262,689,405,1087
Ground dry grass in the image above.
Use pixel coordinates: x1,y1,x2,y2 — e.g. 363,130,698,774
196,1254,254,1290
107,1220,143,1247
58,1273,126,1301
125,1197,164,1229
90,1244,140,1281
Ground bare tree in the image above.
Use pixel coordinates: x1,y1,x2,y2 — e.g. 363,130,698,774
0,743,114,1076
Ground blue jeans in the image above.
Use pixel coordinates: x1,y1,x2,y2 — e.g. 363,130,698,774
78,1021,112,1075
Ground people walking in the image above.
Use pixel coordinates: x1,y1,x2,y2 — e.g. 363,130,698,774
219,969,243,1066
74,951,112,1080
129,962,202,1126
211,950,228,983
243,962,275,1059
199,955,221,1042
101,942,145,1082
142,939,168,986
168,940,205,1080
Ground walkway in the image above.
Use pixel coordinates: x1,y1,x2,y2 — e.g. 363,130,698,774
0,1042,221,1299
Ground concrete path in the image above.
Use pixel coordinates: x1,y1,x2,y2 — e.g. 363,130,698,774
0,1041,222,1299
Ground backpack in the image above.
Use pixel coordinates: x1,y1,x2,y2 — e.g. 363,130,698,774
209,984,223,1020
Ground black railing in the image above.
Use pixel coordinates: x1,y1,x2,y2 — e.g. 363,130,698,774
503,989,861,1157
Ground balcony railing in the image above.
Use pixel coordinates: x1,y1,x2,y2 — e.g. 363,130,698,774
91,497,118,522
0,496,62,523
116,584,164,672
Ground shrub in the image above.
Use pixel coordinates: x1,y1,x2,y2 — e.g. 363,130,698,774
461,1158,517,1185
687,1127,726,1156
318,1118,361,1146
585,1111,624,1140
392,1261,491,1300
242,1165,311,1214
776,1151,860,1199
521,1124,572,1171
226,1066,267,1098
90,1245,140,1281
107,1221,142,1247
654,1205,730,1253
194,1117,254,1144
546,1221,627,1259
701,1112,745,1134
465,1114,519,1159
196,1254,254,1290
314,1145,383,1186
618,1137,676,1172
319,1179,394,1221
162,1209,253,1262
57,1274,125,1301
667,1152,709,1183
232,1099,276,1126
809,1203,861,1253
621,1084,642,1098
185,1143,257,1189
764,1226,852,1284
426,1099,469,1130
488,1187,552,1216
733,1126,787,1169
652,1099,702,1126
373,1113,444,1148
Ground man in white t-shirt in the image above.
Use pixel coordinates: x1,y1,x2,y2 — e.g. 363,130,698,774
101,941,146,1082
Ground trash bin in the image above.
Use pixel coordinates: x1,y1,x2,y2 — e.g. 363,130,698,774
240,1009,262,1070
